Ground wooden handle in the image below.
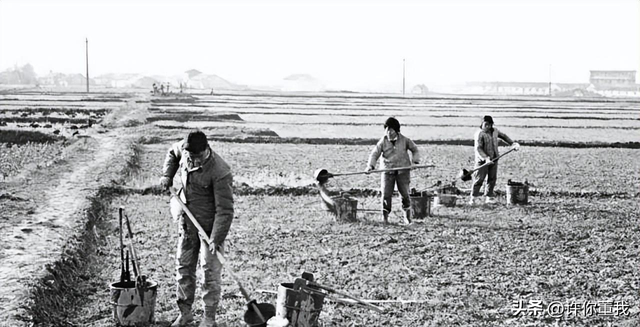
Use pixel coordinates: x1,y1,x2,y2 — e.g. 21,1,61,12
333,164,435,177
170,188,213,243
467,148,517,174
309,281,385,313
214,250,266,323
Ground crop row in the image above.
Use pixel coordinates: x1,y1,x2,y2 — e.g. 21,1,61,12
135,142,639,196
0,142,66,179
151,120,640,144
238,114,640,129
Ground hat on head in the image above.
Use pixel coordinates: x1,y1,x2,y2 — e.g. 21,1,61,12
182,130,208,153
384,117,400,133
482,115,494,124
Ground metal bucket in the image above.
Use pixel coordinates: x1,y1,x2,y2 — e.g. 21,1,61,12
276,283,325,327
410,192,431,219
331,195,358,222
434,195,457,207
109,280,158,326
506,183,529,205
434,186,458,207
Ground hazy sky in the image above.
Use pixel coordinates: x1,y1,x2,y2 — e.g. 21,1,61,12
1,0,638,91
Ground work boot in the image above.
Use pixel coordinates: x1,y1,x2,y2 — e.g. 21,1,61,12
403,209,412,225
382,211,389,225
172,305,194,327
199,306,217,327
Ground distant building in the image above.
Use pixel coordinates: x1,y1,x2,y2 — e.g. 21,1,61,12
589,70,636,87
38,72,93,87
465,82,553,95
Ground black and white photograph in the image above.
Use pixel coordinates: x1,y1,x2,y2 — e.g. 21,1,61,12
0,0,638,326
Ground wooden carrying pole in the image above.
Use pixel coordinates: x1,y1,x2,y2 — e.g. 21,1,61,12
333,164,435,178
308,281,385,313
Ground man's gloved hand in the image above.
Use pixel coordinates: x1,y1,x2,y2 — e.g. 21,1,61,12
512,142,521,151
159,176,173,190
485,157,494,165
365,165,375,174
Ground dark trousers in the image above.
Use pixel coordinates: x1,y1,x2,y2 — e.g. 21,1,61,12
175,218,222,310
381,172,411,213
472,161,498,197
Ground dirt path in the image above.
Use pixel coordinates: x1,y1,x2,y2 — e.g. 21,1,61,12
0,131,121,325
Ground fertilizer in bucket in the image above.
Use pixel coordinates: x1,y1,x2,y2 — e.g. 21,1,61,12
506,180,529,205
276,282,325,327
109,280,158,326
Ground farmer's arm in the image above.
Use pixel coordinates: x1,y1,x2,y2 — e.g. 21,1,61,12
160,143,183,190
162,142,182,178
406,138,420,164
212,171,234,247
497,129,514,145
367,138,384,169
475,131,489,159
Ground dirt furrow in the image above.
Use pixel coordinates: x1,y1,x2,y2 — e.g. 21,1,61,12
0,133,118,325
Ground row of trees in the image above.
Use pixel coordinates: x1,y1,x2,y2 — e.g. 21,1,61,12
0,64,38,84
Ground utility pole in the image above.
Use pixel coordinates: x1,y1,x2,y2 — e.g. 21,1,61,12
402,59,406,95
86,38,90,93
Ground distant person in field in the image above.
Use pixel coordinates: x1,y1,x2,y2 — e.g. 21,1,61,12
366,117,420,225
469,115,520,205
160,130,234,327
160,83,165,95
152,83,158,95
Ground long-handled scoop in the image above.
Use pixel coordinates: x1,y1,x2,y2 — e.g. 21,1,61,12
457,147,517,182
169,188,275,325
315,164,434,185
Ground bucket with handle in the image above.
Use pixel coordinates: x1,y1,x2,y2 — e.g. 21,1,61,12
110,280,158,326
111,207,157,326
506,180,529,205
409,189,432,219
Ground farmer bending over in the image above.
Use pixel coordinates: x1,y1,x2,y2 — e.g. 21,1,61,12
367,117,420,225
160,130,234,327
470,115,520,205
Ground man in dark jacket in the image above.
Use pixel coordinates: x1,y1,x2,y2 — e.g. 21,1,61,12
367,117,420,224
470,115,520,205
160,130,234,327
